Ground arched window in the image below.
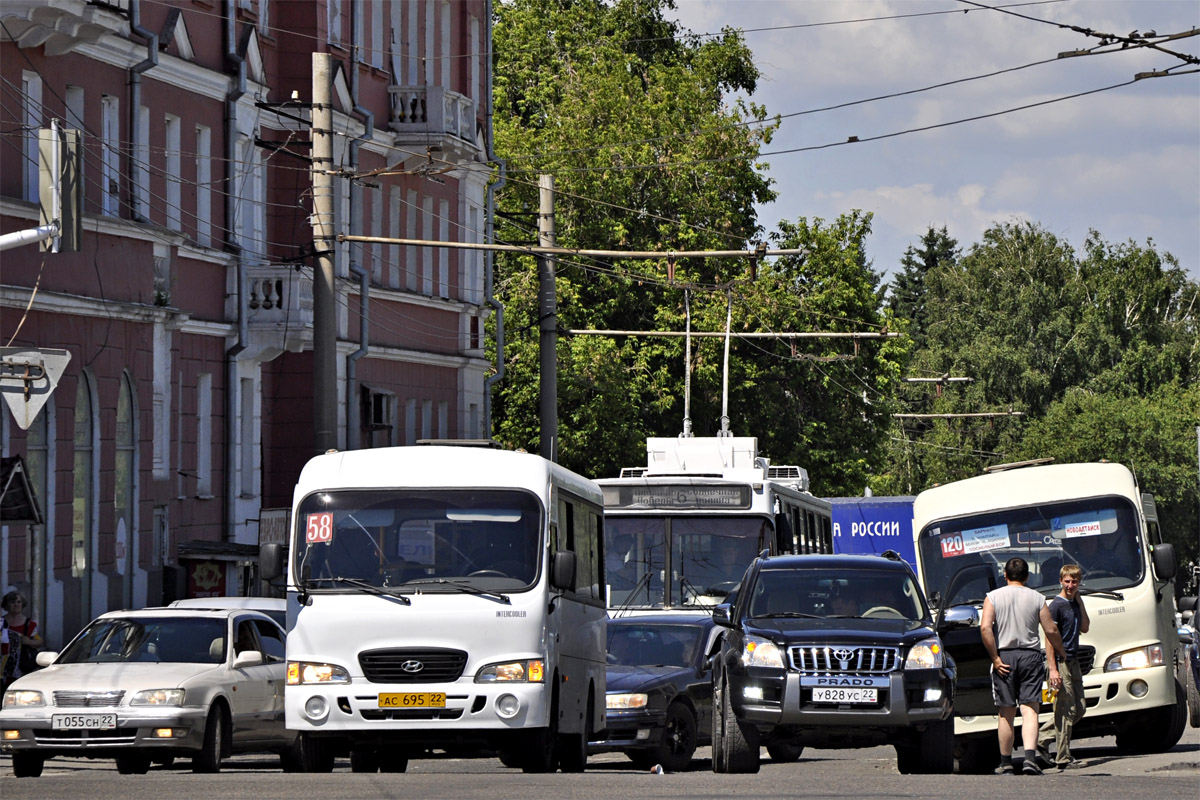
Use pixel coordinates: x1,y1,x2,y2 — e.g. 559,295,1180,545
72,373,97,580
115,372,137,605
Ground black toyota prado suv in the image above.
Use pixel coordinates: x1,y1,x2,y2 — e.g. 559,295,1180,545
710,552,955,774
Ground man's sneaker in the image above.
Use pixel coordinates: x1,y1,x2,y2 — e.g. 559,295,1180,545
1056,759,1084,770
1022,759,1044,776
996,762,1014,775
1035,749,1056,769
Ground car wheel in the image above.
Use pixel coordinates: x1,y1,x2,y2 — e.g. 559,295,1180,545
379,750,409,773
765,740,804,762
11,752,45,778
521,684,559,773
558,692,593,773
653,702,698,772
350,747,381,773
1186,656,1200,729
1116,679,1187,754
192,705,225,773
954,733,999,774
496,748,524,769
296,733,335,773
710,674,727,773
896,719,953,774
720,675,760,774
116,752,152,774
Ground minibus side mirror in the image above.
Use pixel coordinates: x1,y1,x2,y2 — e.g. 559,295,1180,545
260,543,284,582
1152,542,1177,581
551,550,577,591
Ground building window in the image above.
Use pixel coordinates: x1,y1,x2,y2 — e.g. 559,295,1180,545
406,0,419,85
101,95,120,216
437,400,448,439
360,386,395,448
21,71,42,203
439,1,451,88
438,199,449,298
424,0,434,84
371,0,384,68
153,324,171,479
405,398,416,446
421,399,432,440
405,188,418,291
134,105,150,220
240,377,255,497
236,136,265,261
328,0,343,45
197,373,213,496
388,186,401,288
115,372,137,605
421,195,434,295
72,373,97,580
195,125,212,245
371,188,383,284
164,114,181,231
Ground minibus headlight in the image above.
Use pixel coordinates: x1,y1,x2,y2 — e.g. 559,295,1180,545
1104,644,1164,672
287,661,351,685
476,659,545,683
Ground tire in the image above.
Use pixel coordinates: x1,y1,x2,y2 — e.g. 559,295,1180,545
897,719,953,774
350,748,381,773
717,675,759,774
379,748,409,773
520,726,558,773
296,733,335,773
954,734,999,774
1115,679,1187,754
11,752,45,778
765,739,804,763
191,706,224,773
496,748,524,769
652,702,698,772
711,675,727,773
558,692,592,773
116,752,152,774
1186,656,1200,729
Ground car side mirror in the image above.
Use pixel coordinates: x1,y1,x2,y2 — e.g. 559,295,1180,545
712,603,733,627
233,650,264,669
35,651,58,668
550,550,577,591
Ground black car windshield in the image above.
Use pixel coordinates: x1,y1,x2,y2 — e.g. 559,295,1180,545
607,622,707,667
294,489,542,592
917,497,1144,607
749,567,927,621
59,617,228,664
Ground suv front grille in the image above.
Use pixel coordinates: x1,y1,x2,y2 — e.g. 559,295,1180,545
358,648,467,683
788,645,901,675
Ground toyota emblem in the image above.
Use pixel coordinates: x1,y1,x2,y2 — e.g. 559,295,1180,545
400,660,425,673
832,647,855,666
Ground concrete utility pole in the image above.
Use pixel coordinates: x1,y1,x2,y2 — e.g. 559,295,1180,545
538,174,557,462
311,53,338,454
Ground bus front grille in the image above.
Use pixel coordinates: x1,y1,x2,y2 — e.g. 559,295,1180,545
358,648,468,683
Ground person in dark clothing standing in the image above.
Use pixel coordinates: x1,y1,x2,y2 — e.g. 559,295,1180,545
1037,564,1090,769
981,557,1064,776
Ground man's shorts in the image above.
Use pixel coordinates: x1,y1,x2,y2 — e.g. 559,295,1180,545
991,648,1045,708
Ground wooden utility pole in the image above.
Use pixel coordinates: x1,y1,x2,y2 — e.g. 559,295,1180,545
538,174,557,461
312,53,338,453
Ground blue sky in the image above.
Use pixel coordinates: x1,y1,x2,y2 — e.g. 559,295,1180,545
669,0,1200,283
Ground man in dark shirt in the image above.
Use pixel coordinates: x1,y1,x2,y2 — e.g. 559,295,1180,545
1037,564,1090,769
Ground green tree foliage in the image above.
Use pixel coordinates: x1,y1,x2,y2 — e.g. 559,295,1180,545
888,226,959,352
490,0,779,477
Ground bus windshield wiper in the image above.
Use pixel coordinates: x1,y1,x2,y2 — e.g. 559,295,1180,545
404,578,510,604
319,576,412,605
1079,586,1123,601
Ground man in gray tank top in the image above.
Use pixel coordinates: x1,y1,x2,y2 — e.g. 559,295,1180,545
981,556,1064,775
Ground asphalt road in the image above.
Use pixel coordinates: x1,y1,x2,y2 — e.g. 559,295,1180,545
3,729,1197,800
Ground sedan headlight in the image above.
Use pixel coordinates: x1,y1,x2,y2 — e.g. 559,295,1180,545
2,690,45,708
606,693,648,710
476,659,545,683
1105,644,1164,672
287,661,351,685
905,637,945,669
742,635,784,669
131,689,185,706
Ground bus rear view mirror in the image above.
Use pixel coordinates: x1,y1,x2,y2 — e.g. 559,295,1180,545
260,543,284,582
1151,542,1177,581
551,550,577,591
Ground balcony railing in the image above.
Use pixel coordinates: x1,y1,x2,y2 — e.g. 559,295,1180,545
387,85,481,166
245,267,313,351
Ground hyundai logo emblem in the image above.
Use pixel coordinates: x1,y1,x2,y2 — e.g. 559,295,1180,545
400,660,425,673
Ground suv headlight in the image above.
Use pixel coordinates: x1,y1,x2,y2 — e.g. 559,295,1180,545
904,637,944,669
131,689,185,706
1105,644,1164,672
476,659,545,683
2,690,45,708
287,661,351,685
743,635,784,669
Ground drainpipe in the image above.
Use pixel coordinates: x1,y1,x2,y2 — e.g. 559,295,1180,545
483,0,506,439
224,1,248,544
129,1,158,223
346,5,374,450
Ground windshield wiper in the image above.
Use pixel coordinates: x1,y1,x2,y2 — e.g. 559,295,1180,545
318,576,412,605
1079,586,1123,601
404,577,510,604
754,611,823,619
611,570,653,618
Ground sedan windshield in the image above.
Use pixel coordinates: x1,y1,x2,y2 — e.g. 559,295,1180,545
59,617,228,664
608,623,706,667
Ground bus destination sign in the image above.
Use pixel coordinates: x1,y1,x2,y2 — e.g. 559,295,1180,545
603,484,752,510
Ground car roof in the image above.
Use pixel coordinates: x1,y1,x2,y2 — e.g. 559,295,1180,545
757,553,913,573
93,607,277,623
169,596,285,610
